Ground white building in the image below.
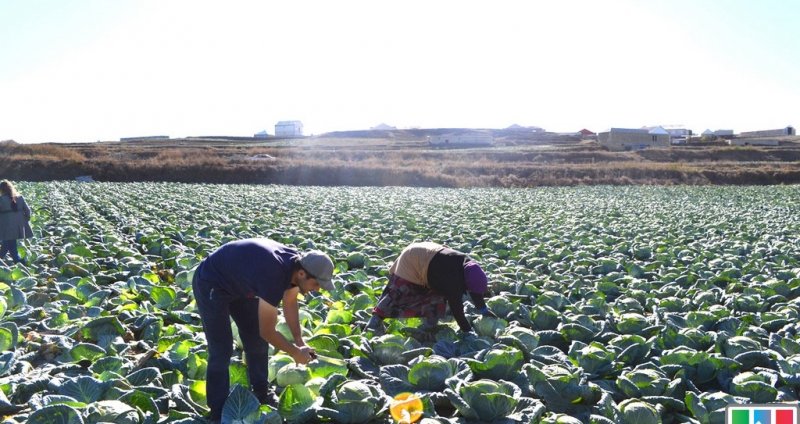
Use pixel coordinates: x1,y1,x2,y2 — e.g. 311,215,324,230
739,126,795,138
644,126,692,141
274,121,304,137
666,128,692,137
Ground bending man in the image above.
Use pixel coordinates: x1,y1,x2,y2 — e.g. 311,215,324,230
192,238,335,423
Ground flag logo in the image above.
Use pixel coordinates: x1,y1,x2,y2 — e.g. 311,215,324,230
727,404,799,424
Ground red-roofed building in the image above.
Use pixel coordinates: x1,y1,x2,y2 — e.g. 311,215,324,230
578,129,596,139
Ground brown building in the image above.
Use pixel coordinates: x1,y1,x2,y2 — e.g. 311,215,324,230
597,128,670,151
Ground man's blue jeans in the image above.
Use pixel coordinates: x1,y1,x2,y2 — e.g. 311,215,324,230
192,272,271,421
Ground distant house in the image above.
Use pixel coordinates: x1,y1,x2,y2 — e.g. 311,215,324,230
578,129,596,139
274,121,304,137
713,129,735,139
428,131,494,147
253,130,270,139
739,126,795,138
665,128,692,137
700,129,734,140
597,128,670,151
662,128,692,144
641,126,692,144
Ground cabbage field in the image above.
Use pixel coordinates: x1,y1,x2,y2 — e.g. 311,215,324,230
2,182,800,424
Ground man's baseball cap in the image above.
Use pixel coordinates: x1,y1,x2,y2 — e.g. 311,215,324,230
299,250,335,291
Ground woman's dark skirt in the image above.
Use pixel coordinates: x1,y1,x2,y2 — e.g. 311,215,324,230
373,274,446,323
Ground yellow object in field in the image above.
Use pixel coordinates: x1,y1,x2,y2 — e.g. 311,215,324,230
390,392,423,423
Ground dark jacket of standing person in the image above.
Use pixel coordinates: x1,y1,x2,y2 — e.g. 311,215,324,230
0,180,33,264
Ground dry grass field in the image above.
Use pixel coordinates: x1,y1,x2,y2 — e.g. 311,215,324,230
3,131,800,187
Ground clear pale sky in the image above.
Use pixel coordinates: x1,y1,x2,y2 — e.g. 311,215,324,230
1,0,798,143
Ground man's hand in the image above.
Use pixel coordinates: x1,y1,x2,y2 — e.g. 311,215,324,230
258,298,314,363
291,346,316,364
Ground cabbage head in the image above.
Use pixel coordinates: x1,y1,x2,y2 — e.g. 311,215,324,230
276,363,312,387
502,326,540,352
608,334,651,364
616,368,670,398
685,310,718,330
659,346,732,385
486,294,519,318
536,291,569,310
525,363,603,410
467,346,524,380
540,414,584,424
722,336,762,358
473,316,508,338
407,355,455,392
568,341,616,377
337,380,373,401
615,313,649,334
446,379,520,422
655,327,714,351
685,390,749,423
317,375,389,424
369,334,424,365
305,376,327,395
730,371,778,403
618,399,661,424
268,354,294,383
530,305,561,330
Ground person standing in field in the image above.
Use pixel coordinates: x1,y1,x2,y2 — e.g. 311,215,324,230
365,241,496,336
191,238,335,423
0,180,33,265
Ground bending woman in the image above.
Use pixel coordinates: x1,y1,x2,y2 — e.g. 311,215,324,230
366,241,495,335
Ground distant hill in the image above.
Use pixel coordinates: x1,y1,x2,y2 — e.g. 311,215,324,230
5,134,800,187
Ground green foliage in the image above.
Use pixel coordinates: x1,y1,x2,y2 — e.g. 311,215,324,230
9,182,800,423
222,384,272,424
83,400,142,424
